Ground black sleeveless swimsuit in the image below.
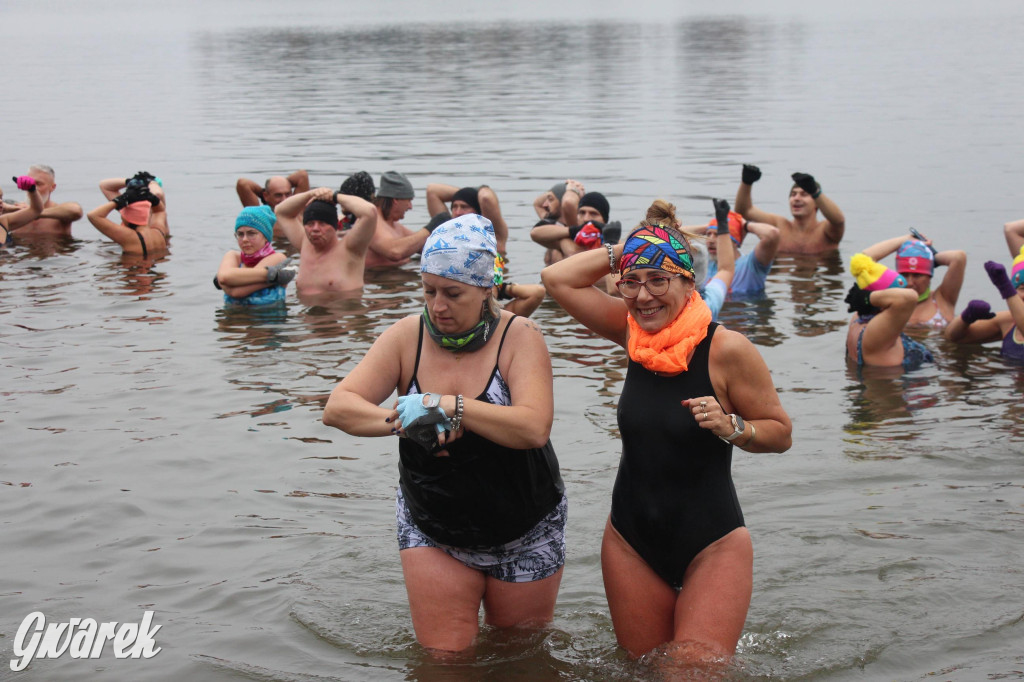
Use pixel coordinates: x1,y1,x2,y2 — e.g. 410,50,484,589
611,322,745,589
399,316,565,548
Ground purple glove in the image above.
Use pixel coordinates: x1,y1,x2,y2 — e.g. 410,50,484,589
960,299,995,324
985,261,1017,299
12,175,36,192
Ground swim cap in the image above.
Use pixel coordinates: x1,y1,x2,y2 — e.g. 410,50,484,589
451,187,481,214
895,239,934,276
619,224,695,279
579,191,610,223
303,199,338,226
1012,245,1024,288
235,205,276,243
850,253,907,291
378,171,415,199
706,210,746,246
339,171,375,202
421,214,499,288
549,182,566,201
119,201,151,227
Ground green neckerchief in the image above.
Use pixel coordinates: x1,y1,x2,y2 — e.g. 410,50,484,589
421,305,499,353
918,287,931,303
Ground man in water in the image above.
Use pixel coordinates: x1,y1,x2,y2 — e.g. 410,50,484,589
425,181,510,263
530,182,619,264
6,164,83,238
733,164,845,254
274,186,378,297
365,171,436,269
236,169,309,236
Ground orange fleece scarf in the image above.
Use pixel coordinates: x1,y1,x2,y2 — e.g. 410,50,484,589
626,290,712,374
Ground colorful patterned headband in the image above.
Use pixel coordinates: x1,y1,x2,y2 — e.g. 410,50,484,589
619,224,694,278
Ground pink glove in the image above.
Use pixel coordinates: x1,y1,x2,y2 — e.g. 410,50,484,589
12,175,37,192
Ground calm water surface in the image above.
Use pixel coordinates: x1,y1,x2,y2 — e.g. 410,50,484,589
2,2,1023,680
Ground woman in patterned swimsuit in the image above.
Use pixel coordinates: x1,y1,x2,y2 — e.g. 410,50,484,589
323,214,565,653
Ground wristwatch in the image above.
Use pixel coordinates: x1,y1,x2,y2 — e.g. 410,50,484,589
719,414,745,443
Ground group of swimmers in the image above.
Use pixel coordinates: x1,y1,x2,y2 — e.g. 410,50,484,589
3,162,1022,672
4,162,1020,366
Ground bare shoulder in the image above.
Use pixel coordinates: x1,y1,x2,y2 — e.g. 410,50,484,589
710,326,760,363
504,312,548,345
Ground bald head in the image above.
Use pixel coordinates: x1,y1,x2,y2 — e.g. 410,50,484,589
263,176,292,208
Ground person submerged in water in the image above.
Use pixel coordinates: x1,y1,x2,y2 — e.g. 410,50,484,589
859,231,967,329
944,249,1024,363
1,176,45,246
215,205,296,305
86,182,166,257
733,163,846,254
845,253,934,370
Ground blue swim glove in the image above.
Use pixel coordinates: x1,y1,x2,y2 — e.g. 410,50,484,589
396,393,453,452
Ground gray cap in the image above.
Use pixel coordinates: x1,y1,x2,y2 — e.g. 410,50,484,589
378,171,415,199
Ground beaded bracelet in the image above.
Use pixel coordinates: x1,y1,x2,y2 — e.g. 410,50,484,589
451,394,464,433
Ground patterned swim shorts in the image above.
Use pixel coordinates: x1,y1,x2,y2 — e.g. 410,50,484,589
396,489,567,583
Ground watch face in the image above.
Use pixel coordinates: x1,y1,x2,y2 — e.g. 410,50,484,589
734,415,745,432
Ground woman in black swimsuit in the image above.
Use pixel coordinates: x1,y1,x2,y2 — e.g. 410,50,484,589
542,199,791,667
323,214,565,653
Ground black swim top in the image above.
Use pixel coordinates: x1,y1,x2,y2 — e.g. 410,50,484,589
398,315,564,548
611,322,745,589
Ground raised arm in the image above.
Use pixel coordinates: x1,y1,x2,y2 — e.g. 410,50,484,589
734,164,785,227
541,243,628,346
711,199,736,291
944,300,1005,344
274,189,317,249
816,191,846,244
477,186,509,256
861,234,913,261
932,249,967,310
1004,219,1024,256
287,169,309,194
335,191,377,256
236,177,264,207
560,179,583,226
745,220,781,266
99,177,127,201
87,201,141,251
426,183,457,217
2,181,45,232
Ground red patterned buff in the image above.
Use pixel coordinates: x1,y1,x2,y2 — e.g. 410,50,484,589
619,224,695,278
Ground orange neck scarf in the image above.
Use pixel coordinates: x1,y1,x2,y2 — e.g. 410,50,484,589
626,290,712,374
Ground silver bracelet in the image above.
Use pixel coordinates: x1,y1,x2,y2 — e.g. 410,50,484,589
606,243,619,274
451,394,464,432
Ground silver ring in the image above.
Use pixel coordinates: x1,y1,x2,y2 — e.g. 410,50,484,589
700,401,707,407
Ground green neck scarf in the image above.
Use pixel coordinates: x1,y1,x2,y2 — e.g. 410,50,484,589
421,304,499,353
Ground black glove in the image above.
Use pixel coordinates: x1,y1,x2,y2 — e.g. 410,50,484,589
742,164,761,185
112,187,145,210
141,189,160,207
791,172,821,198
213,275,222,290
602,220,622,245
844,283,878,316
125,171,155,191
713,198,731,235
424,211,451,233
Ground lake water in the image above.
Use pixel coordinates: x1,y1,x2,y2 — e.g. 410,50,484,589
2,1,1023,680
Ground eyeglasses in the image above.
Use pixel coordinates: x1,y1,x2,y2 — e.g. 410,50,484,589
616,274,686,299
